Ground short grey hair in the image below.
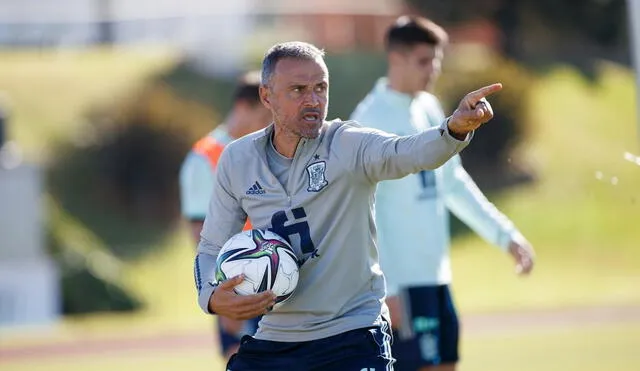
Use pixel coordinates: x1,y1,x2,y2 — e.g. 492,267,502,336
261,41,326,86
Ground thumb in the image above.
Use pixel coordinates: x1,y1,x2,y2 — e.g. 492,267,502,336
218,274,245,290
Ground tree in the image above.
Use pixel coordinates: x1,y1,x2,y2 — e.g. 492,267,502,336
406,0,629,76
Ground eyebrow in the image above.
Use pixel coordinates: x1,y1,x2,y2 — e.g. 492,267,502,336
288,81,328,88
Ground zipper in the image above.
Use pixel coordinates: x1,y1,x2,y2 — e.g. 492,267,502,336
253,131,290,203
286,139,307,206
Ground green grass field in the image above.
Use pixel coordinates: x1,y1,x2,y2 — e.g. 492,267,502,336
1,49,639,370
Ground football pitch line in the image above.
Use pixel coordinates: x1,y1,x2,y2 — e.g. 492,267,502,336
0,330,215,362
1,304,639,362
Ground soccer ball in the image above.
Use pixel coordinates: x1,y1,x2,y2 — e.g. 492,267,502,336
215,229,300,305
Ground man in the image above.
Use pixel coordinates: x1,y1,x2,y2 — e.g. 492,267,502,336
179,71,271,360
350,16,535,371
194,41,501,371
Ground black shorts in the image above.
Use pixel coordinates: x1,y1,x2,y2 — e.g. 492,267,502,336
392,285,459,370
227,321,394,371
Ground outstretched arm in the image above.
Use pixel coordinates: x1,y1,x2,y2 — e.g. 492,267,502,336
440,157,534,275
343,84,504,183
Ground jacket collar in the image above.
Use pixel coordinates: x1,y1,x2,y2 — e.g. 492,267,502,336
252,121,331,159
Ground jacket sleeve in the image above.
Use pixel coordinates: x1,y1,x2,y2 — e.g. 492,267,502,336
194,147,247,314
337,119,472,184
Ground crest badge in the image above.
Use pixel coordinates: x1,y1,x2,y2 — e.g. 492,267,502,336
306,161,328,192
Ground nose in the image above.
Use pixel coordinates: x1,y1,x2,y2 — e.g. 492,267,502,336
303,91,321,107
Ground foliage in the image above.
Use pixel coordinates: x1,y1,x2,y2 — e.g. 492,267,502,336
47,197,141,314
405,0,630,77
323,51,388,120
436,54,536,189
48,82,215,259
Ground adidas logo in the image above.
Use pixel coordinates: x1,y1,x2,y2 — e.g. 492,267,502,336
246,181,266,195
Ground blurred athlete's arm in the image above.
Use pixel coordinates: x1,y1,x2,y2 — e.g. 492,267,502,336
189,221,204,246
440,155,534,274
179,152,215,243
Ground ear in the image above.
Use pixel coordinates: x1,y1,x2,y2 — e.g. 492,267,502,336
388,50,405,66
259,85,272,110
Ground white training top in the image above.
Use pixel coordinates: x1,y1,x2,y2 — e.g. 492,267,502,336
351,78,523,294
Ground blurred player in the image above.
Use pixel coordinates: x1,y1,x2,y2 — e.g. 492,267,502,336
350,16,535,371
194,41,503,371
179,71,271,360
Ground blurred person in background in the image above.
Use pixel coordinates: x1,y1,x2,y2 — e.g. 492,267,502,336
179,71,271,360
0,92,10,149
0,96,21,169
350,16,535,371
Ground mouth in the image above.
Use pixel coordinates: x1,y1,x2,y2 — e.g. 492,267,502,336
302,112,321,122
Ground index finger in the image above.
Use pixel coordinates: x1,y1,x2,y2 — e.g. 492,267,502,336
237,290,275,302
467,83,503,105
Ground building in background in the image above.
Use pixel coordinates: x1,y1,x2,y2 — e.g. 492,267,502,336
0,0,405,75
0,164,58,329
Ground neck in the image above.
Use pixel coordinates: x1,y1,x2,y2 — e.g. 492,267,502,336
386,70,417,96
272,125,301,159
225,112,245,139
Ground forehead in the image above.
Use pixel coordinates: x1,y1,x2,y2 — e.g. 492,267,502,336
406,43,441,59
273,57,328,84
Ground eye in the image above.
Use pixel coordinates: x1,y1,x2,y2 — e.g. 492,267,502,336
315,85,327,93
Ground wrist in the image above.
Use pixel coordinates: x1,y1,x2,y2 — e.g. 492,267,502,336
208,282,219,313
509,231,526,246
447,127,469,141
199,281,218,315
445,117,469,140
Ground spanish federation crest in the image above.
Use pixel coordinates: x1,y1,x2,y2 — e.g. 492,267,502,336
306,161,328,192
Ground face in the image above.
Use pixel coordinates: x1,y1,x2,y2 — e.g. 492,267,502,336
260,57,329,139
393,43,443,94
